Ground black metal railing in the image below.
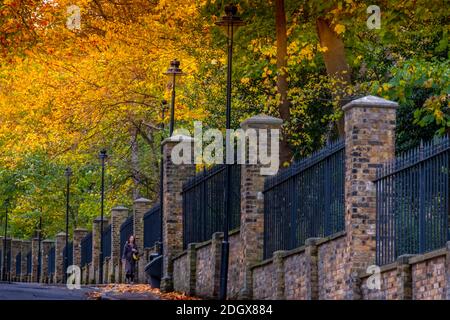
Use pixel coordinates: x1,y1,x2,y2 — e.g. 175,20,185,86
15,252,21,276
80,233,92,267
63,242,73,267
26,251,32,275
263,140,345,259
102,224,112,258
375,136,450,266
48,246,55,276
120,215,134,256
182,164,241,249
144,203,161,248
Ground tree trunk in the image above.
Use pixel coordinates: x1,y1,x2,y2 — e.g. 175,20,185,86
275,0,293,165
316,18,351,139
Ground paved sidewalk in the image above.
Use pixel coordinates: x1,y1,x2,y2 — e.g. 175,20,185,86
0,282,98,300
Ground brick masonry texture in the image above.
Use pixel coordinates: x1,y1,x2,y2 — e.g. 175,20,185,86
284,250,308,299
195,239,218,298
318,234,347,299
173,252,189,293
226,232,243,299
361,267,398,300
412,255,446,300
252,262,277,300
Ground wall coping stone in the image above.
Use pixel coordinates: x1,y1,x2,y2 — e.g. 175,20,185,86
94,217,109,223
74,228,88,232
55,232,66,237
315,231,346,246
173,250,188,261
134,197,151,203
112,205,129,211
408,248,446,265
342,95,398,111
42,239,55,243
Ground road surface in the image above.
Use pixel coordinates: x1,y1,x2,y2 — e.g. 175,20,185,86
0,282,97,300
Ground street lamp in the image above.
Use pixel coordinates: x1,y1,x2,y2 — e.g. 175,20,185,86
37,210,42,282
99,149,108,284
163,59,184,136
64,167,72,283
2,200,8,281
215,3,245,300
159,100,167,256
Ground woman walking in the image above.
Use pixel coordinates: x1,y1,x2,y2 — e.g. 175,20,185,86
122,235,139,284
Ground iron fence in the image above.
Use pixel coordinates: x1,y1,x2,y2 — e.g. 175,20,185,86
6,249,10,272
26,251,31,275
80,232,92,267
263,140,345,259
48,246,55,276
64,242,73,267
102,224,112,258
144,203,161,248
375,136,450,265
182,164,241,249
120,215,134,256
15,252,21,276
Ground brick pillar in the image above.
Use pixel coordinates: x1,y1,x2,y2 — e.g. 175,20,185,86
111,206,129,284
239,114,283,299
41,240,53,283
133,198,152,283
73,228,88,268
210,232,223,298
305,238,320,300
20,240,31,282
186,243,197,296
160,134,196,292
55,232,66,283
343,95,397,299
31,238,40,282
396,254,414,300
273,250,286,300
10,240,21,281
92,217,108,283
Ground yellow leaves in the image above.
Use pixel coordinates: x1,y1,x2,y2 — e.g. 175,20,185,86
317,44,328,53
334,23,346,35
240,77,250,85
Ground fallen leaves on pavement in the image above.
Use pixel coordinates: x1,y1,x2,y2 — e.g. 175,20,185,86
90,284,201,300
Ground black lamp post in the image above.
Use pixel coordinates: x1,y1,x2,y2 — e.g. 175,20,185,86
37,211,42,282
215,3,245,300
64,167,72,283
159,100,167,256
163,59,184,136
99,149,107,284
2,200,8,281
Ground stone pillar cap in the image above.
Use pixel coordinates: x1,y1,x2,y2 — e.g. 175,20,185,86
342,95,398,111
134,197,151,203
240,114,283,129
162,134,195,146
94,217,109,223
112,205,128,211
42,239,55,243
74,228,88,232
56,232,67,237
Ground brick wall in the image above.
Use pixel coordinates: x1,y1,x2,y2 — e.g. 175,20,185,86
412,254,446,300
252,261,277,300
317,234,347,299
173,252,189,293
361,265,398,300
284,249,308,299
226,232,243,299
